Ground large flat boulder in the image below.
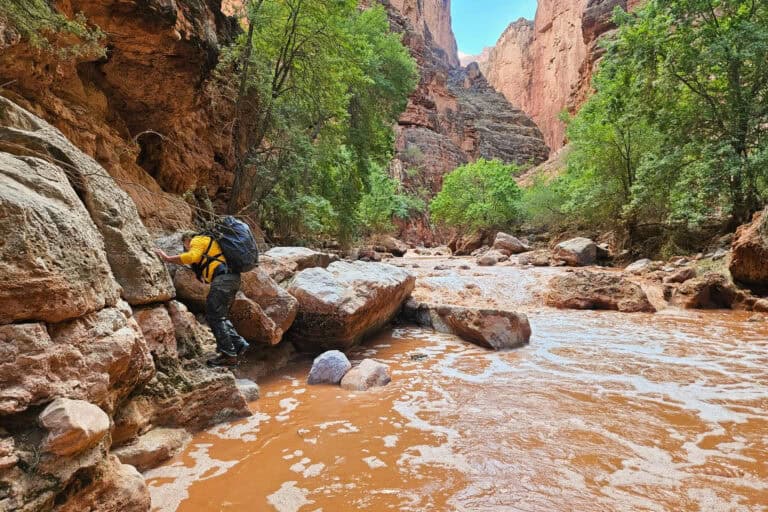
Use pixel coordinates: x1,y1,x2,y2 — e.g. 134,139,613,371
546,271,656,312
287,261,415,352
729,208,768,292
0,152,121,324
260,246,339,284
0,97,174,306
0,306,154,415
553,237,598,266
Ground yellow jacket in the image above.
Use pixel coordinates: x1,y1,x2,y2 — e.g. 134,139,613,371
179,236,226,283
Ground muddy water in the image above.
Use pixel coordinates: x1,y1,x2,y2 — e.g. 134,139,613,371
147,259,768,512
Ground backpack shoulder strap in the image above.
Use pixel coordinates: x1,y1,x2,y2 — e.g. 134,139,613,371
195,236,225,279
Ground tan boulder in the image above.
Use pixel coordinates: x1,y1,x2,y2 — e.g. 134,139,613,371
546,271,656,313
0,307,154,415
0,152,120,324
553,237,598,266
112,397,155,446
729,208,768,291
341,359,392,391
39,398,110,456
518,249,552,266
492,232,530,255
0,434,17,470
672,272,737,309
54,456,151,512
134,305,177,357
112,427,190,471
174,267,297,345
287,261,415,351
166,299,210,359
663,267,696,284
0,97,174,306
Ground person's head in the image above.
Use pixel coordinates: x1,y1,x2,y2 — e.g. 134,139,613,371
181,231,196,251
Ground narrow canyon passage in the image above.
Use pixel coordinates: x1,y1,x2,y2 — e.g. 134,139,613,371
147,259,768,512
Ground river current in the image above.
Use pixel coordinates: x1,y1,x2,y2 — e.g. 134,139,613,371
146,258,768,512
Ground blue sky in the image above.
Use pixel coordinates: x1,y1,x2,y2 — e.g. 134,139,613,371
452,0,538,55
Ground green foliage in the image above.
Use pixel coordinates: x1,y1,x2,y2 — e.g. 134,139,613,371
357,166,425,235
218,0,418,244
0,0,105,58
430,159,523,232
524,0,768,253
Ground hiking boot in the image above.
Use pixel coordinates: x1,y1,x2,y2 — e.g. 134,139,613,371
206,354,238,368
236,341,250,357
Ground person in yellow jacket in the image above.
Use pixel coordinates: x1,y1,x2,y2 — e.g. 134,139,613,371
156,232,249,367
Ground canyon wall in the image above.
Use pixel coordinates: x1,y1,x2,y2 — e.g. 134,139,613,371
0,0,239,231
482,0,633,150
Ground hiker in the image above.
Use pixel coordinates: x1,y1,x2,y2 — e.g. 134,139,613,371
156,220,258,367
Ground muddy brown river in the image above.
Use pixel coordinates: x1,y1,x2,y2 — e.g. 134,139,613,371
146,258,768,511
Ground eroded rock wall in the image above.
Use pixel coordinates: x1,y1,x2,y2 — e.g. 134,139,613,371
0,0,238,231
0,98,250,512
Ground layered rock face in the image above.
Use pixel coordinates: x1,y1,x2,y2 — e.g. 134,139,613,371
0,0,238,230
0,99,250,512
482,0,633,149
383,0,550,241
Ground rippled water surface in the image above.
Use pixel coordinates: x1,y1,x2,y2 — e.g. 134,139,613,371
147,303,768,511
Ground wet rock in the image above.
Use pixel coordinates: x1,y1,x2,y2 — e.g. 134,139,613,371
518,249,552,266
236,379,260,401
753,299,768,313
0,97,174,306
459,264,472,270
404,301,531,350
287,262,415,352
340,359,391,391
308,350,352,385
672,273,737,309
625,258,653,274
711,248,728,260
553,237,598,266
546,271,656,312
730,208,768,292
0,307,154,415
54,455,151,512
112,427,191,471
747,313,765,322
134,305,177,357
0,151,120,324
663,267,696,284
39,398,110,456
492,232,531,255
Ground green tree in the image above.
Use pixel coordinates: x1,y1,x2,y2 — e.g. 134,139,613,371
217,0,418,245
357,166,424,236
430,159,523,232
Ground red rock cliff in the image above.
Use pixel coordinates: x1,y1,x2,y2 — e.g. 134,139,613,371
0,0,238,231
482,0,633,150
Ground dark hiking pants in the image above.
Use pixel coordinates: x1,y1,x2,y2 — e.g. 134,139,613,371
206,272,248,357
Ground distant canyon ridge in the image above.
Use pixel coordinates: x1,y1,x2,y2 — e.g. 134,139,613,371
458,0,641,150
